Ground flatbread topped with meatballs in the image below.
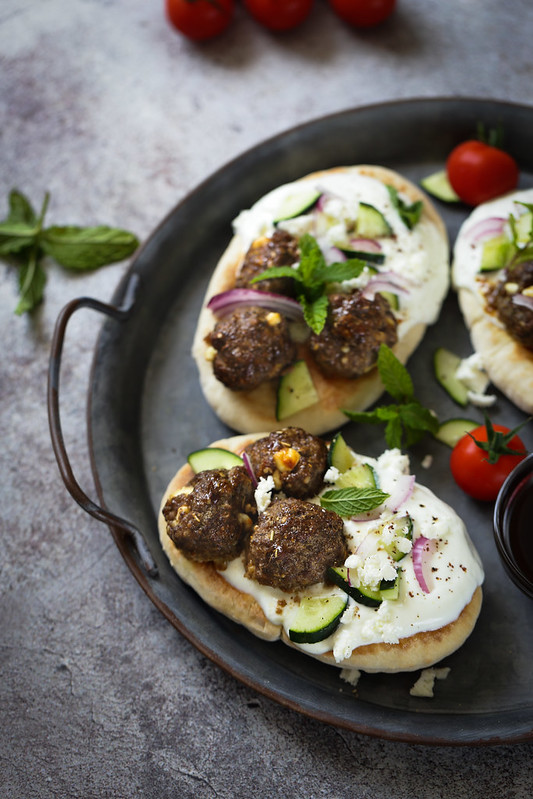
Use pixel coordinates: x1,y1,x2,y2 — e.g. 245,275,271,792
452,188,533,414
192,165,450,435
159,427,484,674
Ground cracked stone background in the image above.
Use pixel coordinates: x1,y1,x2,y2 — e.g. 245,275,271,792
1,1,533,797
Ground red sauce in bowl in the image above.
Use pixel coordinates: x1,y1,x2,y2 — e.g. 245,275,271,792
494,454,533,600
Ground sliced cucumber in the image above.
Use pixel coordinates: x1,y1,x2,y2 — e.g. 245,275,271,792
434,418,479,448
383,515,412,562
328,431,356,472
356,203,393,238
420,170,460,203
514,210,533,244
276,360,319,421
379,290,399,310
327,566,399,607
378,573,400,601
188,447,243,473
335,463,378,490
288,595,348,644
273,188,321,223
433,347,469,407
480,234,513,272
338,247,385,265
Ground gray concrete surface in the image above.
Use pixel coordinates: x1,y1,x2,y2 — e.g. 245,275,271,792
1,1,532,797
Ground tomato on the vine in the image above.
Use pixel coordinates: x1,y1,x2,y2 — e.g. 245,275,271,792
244,0,314,31
328,0,396,28
446,140,519,206
166,0,235,41
450,421,527,501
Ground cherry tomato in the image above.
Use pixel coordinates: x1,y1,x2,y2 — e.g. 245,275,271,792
446,140,519,206
244,0,313,31
166,0,234,41
328,0,396,28
450,423,527,501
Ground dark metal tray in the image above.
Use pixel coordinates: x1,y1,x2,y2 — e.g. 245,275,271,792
58,98,533,745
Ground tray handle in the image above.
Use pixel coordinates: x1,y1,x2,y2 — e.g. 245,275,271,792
47,273,158,577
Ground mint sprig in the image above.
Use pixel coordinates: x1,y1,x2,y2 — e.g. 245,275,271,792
387,185,422,230
320,486,390,517
0,189,139,315
509,202,533,266
343,344,439,449
251,232,366,334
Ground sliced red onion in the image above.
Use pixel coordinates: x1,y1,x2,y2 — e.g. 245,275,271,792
385,474,415,513
242,451,258,488
362,277,410,301
376,270,413,289
314,192,330,212
464,216,506,244
361,276,410,304
351,508,384,523
348,238,383,254
512,293,533,312
323,245,347,264
412,535,431,594
207,288,303,320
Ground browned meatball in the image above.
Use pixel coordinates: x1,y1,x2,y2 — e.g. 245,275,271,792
491,261,533,350
162,466,256,565
308,291,398,378
235,229,299,296
245,498,348,592
206,306,296,391
244,427,328,499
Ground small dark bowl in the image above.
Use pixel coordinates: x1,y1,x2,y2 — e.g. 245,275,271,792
493,453,533,600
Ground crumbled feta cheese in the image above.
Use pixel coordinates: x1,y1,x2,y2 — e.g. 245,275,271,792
466,391,497,408
277,215,314,238
421,454,433,469
340,668,361,688
410,666,451,698
324,466,340,483
359,601,401,645
376,449,410,478
455,353,496,406
355,551,397,590
344,553,363,570
395,536,413,555
254,476,275,513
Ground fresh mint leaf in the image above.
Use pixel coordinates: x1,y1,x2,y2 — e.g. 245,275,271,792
1,188,139,314
343,344,439,450
320,486,390,517
384,415,404,449
387,185,422,230
0,222,37,255
298,233,325,288
314,258,366,285
41,225,139,270
251,265,301,287
399,402,439,433
377,343,414,401
299,292,329,335
15,258,46,315
252,233,367,334
7,189,37,226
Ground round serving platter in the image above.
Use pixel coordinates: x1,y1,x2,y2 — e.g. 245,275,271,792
84,98,533,745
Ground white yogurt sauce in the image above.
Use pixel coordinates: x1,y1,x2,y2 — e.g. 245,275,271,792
221,447,484,663
232,171,450,340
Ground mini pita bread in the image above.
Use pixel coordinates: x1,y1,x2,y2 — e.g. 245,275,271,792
452,188,533,415
193,165,449,435
159,433,483,674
